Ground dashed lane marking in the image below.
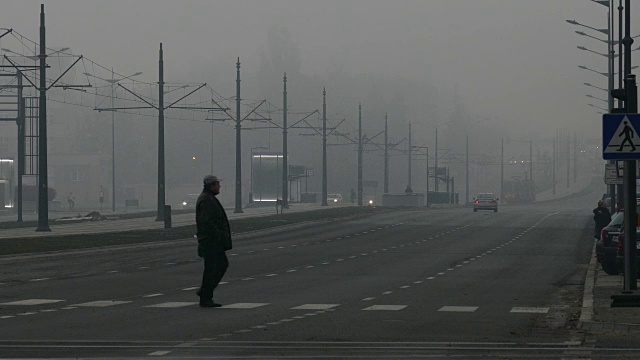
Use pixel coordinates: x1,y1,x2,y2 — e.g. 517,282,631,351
221,303,270,309
144,302,198,308
510,307,550,313
143,294,164,298
74,300,132,307
291,304,339,310
0,299,64,306
148,351,171,356
438,306,478,312
362,305,407,311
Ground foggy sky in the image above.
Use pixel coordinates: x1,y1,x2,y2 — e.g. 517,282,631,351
0,0,623,138
0,0,631,203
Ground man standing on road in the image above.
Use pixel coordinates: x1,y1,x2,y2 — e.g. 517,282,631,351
196,175,232,308
593,200,612,240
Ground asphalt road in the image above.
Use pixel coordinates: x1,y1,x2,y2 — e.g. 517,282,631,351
0,187,631,359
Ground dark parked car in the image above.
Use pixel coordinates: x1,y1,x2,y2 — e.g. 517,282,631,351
596,210,624,275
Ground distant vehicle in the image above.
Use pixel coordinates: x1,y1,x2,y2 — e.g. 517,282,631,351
327,193,343,204
182,194,199,209
473,193,498,213
502,179,535,203
365,196,375,206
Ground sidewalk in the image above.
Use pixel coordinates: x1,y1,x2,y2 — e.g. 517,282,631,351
0,203,347,239
579,245,640,333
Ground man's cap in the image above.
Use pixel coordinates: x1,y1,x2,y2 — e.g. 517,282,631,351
203,175,221,186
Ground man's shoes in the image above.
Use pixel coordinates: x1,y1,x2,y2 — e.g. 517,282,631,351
199,299,222,308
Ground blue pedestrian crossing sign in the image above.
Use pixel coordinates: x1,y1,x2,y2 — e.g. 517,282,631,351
603,114,640,160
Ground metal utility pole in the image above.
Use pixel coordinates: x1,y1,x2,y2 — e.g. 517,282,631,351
530,140,533,183
466,134,469,205
622,0,637,292
573,133,577,183
552,137,556,195
111,70,116,213
566,133,570,188
500,137,504,199
36,4,50,231
282,73,289,208
16,72,23,222
155,43,166,221
435,128,439,192
384,113,389,194
322,88,328,206
234,58,243,213
358,103,363,206
407,123,412,191
426,146,430,206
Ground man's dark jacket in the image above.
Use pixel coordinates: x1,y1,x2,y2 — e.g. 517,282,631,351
196,188,232,256
593,206,612,236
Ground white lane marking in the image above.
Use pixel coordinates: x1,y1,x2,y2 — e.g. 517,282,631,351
305,266,314,269
252,325,267,329
336,259,344,262
29,278,50,282
399,286,410,289
447,268,454,271
427,277,435,280
293,316,305,319
510,307,549,313
182,287,199,291
437,272,445,275
74,301,131,307
17,312,37,316
349,256,357,259
337,238,342,240
139,266,150,269
266,322,280,325
321,262,330,265
145,302,198,308
456,265,463,267
241,278,255,281
107,270,119,273
280,319,294,322
263,249,270,251
362,305,407,311
291,304,339,310
219,282,228,285
413,281,424,284
235,329,252,333
143,294,164,298
287,269,297,273
278,247,284,249
39,309,57,313
61,307,77,310
362,297,375,301
383,291,393,295
0,299,64,306
148,350,171,356
266,274,278,277
221,303,270,309
1,316,15,319
230,254,239,256
438,306,478,312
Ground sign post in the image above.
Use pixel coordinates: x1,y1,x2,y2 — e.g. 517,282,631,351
604,79,640,306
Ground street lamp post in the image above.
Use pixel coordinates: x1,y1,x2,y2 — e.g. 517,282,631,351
84,70,142,213
250,146,267,203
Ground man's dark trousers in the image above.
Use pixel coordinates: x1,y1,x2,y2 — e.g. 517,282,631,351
200,250,229,300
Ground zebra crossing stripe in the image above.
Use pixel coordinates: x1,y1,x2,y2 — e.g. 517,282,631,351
74,300,132,307
144,302,198,308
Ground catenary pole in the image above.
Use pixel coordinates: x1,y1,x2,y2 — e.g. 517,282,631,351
282,73,289,208
36,4,50,231
322,88,328,206
155,43,166,221
234,58,243,213
358,103,363,206
384,113,389,194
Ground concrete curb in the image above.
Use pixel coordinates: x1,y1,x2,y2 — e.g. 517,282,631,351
578,242,597,327
577,240,640,333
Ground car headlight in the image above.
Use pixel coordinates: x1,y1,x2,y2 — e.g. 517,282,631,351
369,200,373,204
182,201,187,206
333,199,338,202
